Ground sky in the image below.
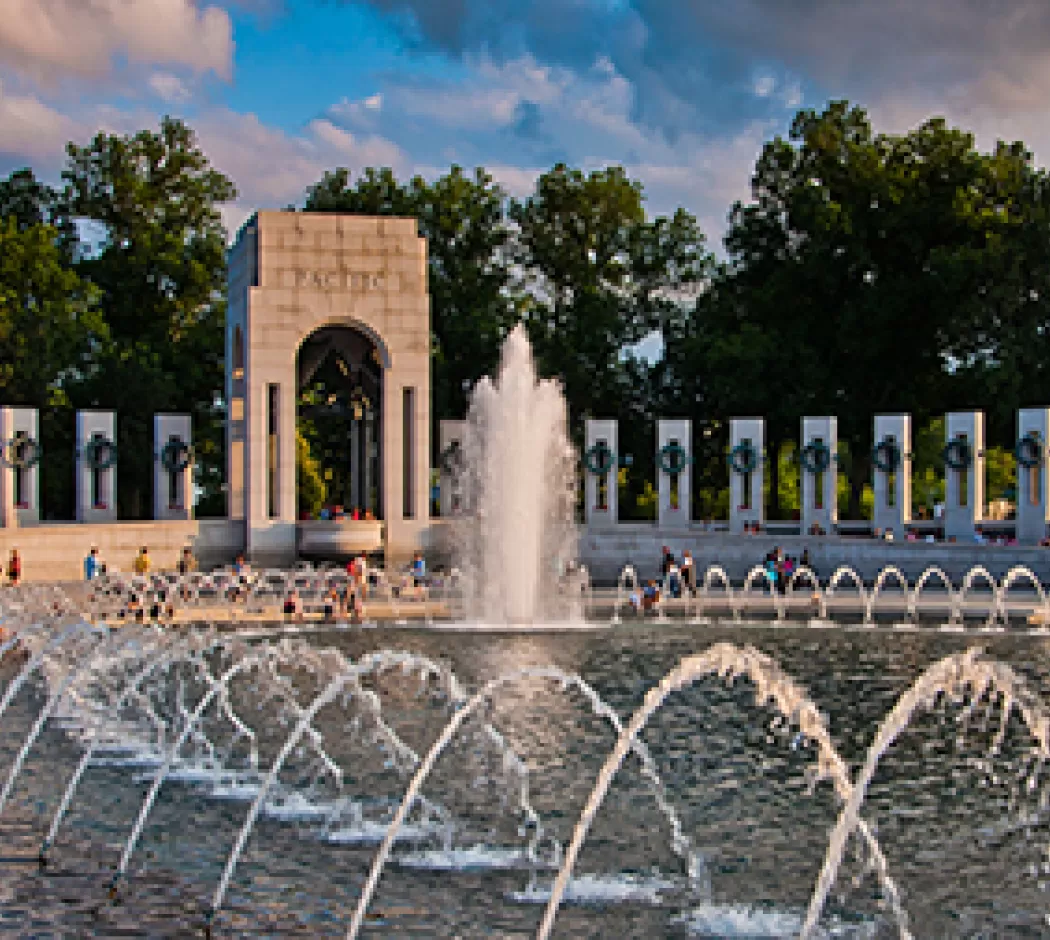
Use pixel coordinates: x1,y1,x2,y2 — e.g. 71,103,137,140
2,0,1050,252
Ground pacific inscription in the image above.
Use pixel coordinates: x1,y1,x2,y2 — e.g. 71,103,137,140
294,270,387,291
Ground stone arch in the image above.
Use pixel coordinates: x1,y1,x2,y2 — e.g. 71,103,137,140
296,322,386,522
227,210,431,567
295,316,392,371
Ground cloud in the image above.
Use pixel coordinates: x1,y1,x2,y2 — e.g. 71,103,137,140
343,0,1050,143
0,0,234,82
0,81,83,161
148,71,192,104
190,110,410,234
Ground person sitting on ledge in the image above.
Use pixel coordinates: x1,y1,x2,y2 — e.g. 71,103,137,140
283,590,301,622
628,588,642,614
351,506,361,520
642,579,659,613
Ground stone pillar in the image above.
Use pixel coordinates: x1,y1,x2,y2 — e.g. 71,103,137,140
350,419,362,510
364,411,375,515
657,419,691,528
1015,408,1050,544
154,413,193,521
944,410,984,542
0,407,40,527
800,417,838,535
584,419,618,527
76,410,117,523
729,418,764,534
439,419,467,517
872,414,911,538
226,318,247,521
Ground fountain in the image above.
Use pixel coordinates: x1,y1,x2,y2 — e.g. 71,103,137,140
4,580,1050,934
447,324,579,624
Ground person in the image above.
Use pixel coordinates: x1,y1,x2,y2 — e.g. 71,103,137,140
7,549,20,586
323,589,337,622
283,590,302,622
177,546,196,575
84,546,101,581
411,551,426,587
132,546,150,576
642,579,659,613
681,550,695,596
661,546,674,577
666,560,682,599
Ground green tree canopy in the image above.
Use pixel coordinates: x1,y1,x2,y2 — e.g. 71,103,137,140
510,163,709,426
60,116,235,517
676,101,1046,516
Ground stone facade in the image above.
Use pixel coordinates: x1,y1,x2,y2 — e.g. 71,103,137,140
227,211,431,567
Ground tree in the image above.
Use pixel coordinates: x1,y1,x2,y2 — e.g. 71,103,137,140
61,117,235,517
297,428,326,517
0,219,105,518
510,164,708,428
707,102,1026,516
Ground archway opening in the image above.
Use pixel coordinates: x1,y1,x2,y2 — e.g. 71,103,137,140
297,325,384,520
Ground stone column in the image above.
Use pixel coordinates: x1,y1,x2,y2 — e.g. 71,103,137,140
872,414,911,538
0,407,40,527
76,410,117,523
226,317,247,521
153,413,193,521
944,410,984,542
584,419,618,527
364,410,375,515
729,418,764,534
350,418,361,511
439,419,467,517
245,365,297,565
800,416,838,535
657,418,691,528
1015,408,1050,544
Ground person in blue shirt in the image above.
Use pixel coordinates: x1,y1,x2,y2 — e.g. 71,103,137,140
84,546,100,581
411,551,426,587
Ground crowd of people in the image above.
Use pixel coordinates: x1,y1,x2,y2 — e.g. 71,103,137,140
627,543,819,615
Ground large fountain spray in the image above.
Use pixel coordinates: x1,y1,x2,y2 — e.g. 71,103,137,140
450,324,579,624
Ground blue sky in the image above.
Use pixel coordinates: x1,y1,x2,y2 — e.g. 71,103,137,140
2,0,1050,252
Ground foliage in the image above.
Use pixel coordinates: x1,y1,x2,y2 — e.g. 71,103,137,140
0,220,103,407
60,117,235,517
297,428,326,517
673,101,1050,517
511,163,709,427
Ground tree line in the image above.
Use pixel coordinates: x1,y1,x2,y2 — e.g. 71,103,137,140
2,101,1048,521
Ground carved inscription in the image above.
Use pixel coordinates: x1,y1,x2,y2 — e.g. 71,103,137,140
294,270,387,291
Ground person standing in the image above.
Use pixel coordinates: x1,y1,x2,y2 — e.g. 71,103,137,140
7,549,20,586
177,546,196,575
133,546,150,576
84,546,101,581
681,550,695,596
